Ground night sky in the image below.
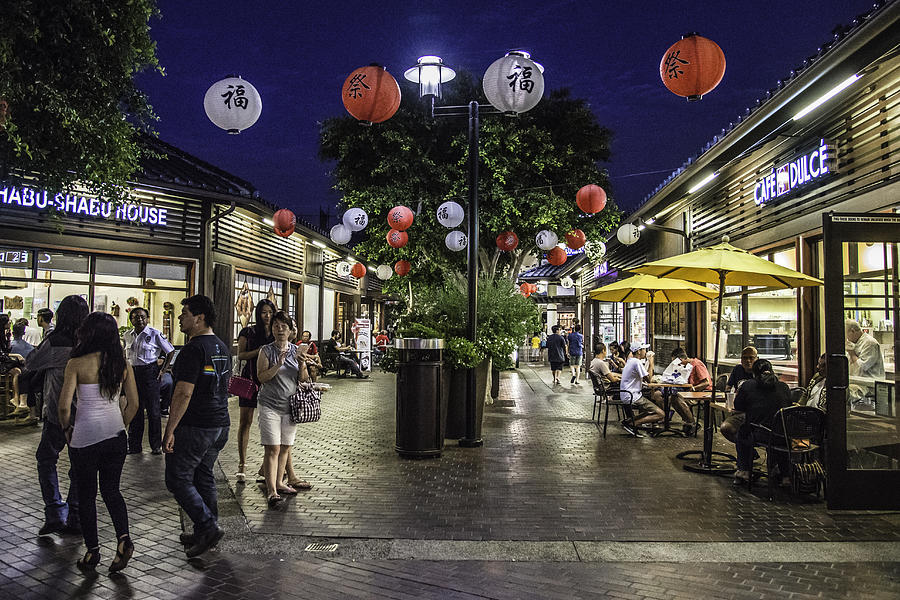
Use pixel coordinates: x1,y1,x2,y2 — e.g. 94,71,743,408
137,1,875,223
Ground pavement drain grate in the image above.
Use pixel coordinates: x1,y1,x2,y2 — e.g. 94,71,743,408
304,543,339,553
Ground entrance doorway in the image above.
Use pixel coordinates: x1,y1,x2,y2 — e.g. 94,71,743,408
823,213,899,509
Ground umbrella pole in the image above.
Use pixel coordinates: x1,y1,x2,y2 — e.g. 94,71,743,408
683,270,737,475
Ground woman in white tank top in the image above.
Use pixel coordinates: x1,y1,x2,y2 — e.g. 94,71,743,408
58,312,139,573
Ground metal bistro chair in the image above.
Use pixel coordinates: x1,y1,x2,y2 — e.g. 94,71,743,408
588,371,639,439
750,405,827,500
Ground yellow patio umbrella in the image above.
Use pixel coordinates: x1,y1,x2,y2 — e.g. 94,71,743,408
589,273,719,304
632,236,823,474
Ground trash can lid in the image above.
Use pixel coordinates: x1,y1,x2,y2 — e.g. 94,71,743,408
394,338,444,350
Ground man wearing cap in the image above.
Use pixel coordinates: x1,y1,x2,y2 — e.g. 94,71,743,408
618,343,664,436
659,347,708,436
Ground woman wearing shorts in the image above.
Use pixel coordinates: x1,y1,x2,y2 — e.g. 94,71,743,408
234,299,275,483
256,311,308,507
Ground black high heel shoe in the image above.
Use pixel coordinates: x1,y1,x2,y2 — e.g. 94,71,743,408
76,547,100,571
108,535,133,573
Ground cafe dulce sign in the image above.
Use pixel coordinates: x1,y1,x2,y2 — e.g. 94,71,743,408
753,138,836,206
0,185,169,226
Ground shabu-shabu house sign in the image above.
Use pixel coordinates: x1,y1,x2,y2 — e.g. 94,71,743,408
1,185,169,227
753,139,836,205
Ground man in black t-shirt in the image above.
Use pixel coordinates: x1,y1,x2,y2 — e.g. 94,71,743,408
323,330,366,378
163,295,231,558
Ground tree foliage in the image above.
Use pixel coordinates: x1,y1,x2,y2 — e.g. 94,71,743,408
319,72,621,297
0,1,162,201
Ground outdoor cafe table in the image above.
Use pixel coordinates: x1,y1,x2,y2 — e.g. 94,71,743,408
646,382,692,437
675,390,737,474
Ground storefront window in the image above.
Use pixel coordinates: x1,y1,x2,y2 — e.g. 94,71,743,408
0,247,33,278
597,302,623,345
745,247,798,381
95,257,142,285
36,251,91,282
627,303,646,347
234,272,283,340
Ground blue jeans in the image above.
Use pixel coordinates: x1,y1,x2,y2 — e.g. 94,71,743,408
165,425,229,535
36,421,79,525
128,364,162,452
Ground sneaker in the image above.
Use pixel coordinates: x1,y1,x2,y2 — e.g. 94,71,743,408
185,525,225,558
38,521,65,536
620,421,644,438
574,379,582,385
732,470,751,485
682,423,698,436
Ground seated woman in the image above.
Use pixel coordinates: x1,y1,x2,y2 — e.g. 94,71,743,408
297,342,323,383
732,359,793,486
798,353,826,410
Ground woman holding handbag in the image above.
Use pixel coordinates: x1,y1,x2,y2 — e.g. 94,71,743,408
256,311,307,507
234,299,275,483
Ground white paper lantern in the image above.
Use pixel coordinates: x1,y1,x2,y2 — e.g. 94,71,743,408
617,224,641,246
436,201,464,228
376,265,393,280
336,261,352,277
596,241,607,257
535,230,558,251
445,230,468,252
330,224,352,245
483,51,545,114
342,208,368,232
203,76,262,134
560,276,574,289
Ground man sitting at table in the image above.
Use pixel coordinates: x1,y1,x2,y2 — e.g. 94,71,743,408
589,343,620,386
657,347,708,436
618,343,664,436
719,346,758,443
323,330,368,379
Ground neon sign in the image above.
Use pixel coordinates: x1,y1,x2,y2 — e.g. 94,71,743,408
0,186,168,226
753,139,835,205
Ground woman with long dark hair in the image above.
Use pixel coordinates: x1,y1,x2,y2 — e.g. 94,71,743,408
731,358,792,486
235,299,276,482
24,294,90,537
58,312,139,571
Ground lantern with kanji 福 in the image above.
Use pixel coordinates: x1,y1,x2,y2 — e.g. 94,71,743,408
395,260,411,276
436,201,464,228
387,205,414,231
483,51,544,114
496,231,519,252
547,246,567,266
576,184,607,214
565,229,586,249
342,208,368,232
273,209,295,237
617,224,641,246
341,65,402,124
660,34,726,101
445,230,467,252
351,263,367,278
203,76,262,134
387,229,408,248
336,261,352,277
536,230,558,251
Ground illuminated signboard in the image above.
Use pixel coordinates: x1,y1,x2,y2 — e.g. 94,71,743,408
753,139,835,205
564,246,585,257
0,186,168,226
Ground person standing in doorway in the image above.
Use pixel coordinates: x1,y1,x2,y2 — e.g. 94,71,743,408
546,325,567,385
163,295,231,558
123,307,175,455
567,325,584,384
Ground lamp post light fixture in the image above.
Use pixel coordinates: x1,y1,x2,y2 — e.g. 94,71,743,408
404,51,544,448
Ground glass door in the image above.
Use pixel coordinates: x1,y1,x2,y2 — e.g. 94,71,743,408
823,213,899,509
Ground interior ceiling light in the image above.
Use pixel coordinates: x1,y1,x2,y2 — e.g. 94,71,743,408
793,74,860,120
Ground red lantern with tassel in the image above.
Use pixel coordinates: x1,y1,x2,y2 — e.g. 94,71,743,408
273,209,296,237
395,260,411,276
548,247,567,266
576,185,607,214
387,229,408,248
341,65,402,124
660,33,726,101
387,205,414,231
496,231,519,252
351,263,367,278
565,229,586,249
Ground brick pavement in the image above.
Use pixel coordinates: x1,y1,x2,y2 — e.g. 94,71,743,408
0,362,898,599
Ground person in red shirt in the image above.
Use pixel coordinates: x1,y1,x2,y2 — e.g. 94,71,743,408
374,330,390,351
666,347,709,435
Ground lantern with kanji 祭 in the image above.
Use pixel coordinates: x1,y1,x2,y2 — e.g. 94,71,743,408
547,247,567,266
660,34,726,101
395,260,411,276
496,231,519,252
387,205,414,231
565,229,586,249
387,229,408,248
203,76,262,134
351,263,367,278
273,209,295,237
576,184,607,214
341,65,402,124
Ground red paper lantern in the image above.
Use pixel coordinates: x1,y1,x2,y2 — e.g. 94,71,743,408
387,229,408,248
660,34,726,101
387,205,414,231
496,231,519,252
273,209,296,237
395,260,411,276
547,247,567,266
519,283,532,297
576,185,607,214
351,263,367,278
565,229,586,250
341,65,402,124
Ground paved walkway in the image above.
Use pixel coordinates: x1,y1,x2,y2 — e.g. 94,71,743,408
1,362,899,599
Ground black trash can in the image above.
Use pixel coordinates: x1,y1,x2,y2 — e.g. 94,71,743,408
395,338,445,458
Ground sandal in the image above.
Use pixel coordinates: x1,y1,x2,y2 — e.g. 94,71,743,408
286,479,312,490
267,494,283,508
235,463,246,483
276,485,297,495
108,535,133,573
77,547,100,571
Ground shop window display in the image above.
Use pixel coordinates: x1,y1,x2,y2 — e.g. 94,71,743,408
234,273,283,340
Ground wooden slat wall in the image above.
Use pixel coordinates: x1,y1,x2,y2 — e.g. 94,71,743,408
213,208,305,275
690,54,900,248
